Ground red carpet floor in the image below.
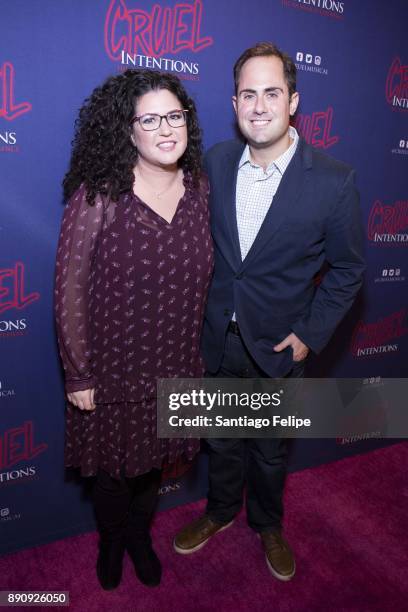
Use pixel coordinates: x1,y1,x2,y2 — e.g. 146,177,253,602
1,443,407,612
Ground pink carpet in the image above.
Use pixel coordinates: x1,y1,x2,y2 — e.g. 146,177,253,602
1,443,407,612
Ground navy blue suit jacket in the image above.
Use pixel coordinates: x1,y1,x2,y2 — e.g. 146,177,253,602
201,137,365,377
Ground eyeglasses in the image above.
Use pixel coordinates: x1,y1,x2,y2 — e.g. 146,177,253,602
131,109,189,131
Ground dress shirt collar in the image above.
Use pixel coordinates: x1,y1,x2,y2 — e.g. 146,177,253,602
238,126,299,175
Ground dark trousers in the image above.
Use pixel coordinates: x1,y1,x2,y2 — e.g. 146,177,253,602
93,468,162,542
206,329,304,533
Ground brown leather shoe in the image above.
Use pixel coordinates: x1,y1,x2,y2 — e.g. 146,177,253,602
260,531,295,581
173,515,234,554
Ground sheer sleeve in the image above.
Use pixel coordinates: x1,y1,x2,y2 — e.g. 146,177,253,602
54,185,105,393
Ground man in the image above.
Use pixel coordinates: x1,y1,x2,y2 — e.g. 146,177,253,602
173,42,365,580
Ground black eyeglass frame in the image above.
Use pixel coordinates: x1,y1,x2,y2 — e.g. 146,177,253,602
131,109,189,131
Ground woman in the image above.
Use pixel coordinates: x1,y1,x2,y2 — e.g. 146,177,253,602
55,69,213,590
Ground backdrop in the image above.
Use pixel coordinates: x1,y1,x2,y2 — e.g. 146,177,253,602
1,0,407,555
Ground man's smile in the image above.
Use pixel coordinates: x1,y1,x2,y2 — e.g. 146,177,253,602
250,119,271,126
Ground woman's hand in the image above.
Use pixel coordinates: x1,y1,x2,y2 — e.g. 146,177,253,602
67,388,96,411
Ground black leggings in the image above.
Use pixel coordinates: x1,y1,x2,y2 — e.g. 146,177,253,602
93,468,162,541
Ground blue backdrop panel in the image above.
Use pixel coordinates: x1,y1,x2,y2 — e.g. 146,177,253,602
1,0,407,554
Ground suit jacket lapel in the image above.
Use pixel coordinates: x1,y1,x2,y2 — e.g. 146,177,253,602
222,145,244,268
239,139,312,270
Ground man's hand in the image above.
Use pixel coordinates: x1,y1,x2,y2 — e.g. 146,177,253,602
274,333,309,362
67,388,96,411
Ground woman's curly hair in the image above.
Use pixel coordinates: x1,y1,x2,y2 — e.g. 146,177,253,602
63,69,203,205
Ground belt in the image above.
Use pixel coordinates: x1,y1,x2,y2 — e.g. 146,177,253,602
228,320,241,336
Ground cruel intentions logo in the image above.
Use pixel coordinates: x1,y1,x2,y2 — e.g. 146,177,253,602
385,57,408,111
104,0,213,79
293,106,339,149
367,200,408,245
0,262,40,337
0,421,48,485
336,431,381,445
282,0,344,20
351,309,408,358
0,62,32,153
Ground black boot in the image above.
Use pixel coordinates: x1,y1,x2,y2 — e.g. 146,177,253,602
93,469,132,591
96,537,126,590
126,532,162,587
126,468,162,587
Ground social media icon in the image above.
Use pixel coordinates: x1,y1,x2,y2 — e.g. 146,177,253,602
315,56,321,66
305,54,312,64
399,140,406,149
296,52,303,62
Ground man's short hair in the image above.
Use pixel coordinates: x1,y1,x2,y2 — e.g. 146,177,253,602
233,42,297,98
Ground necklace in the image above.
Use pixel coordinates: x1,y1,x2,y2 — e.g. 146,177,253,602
134,168,180,199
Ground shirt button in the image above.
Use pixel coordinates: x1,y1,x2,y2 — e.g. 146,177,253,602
236,273,244,280
223,309,230,316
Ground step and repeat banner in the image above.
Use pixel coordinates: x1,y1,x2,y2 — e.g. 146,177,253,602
1,0,407,554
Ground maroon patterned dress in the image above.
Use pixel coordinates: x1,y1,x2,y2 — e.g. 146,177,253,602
55,173,213,479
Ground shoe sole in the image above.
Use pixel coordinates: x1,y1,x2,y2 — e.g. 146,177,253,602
257,534,295,581
265,554,296,581
173,520,234,555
